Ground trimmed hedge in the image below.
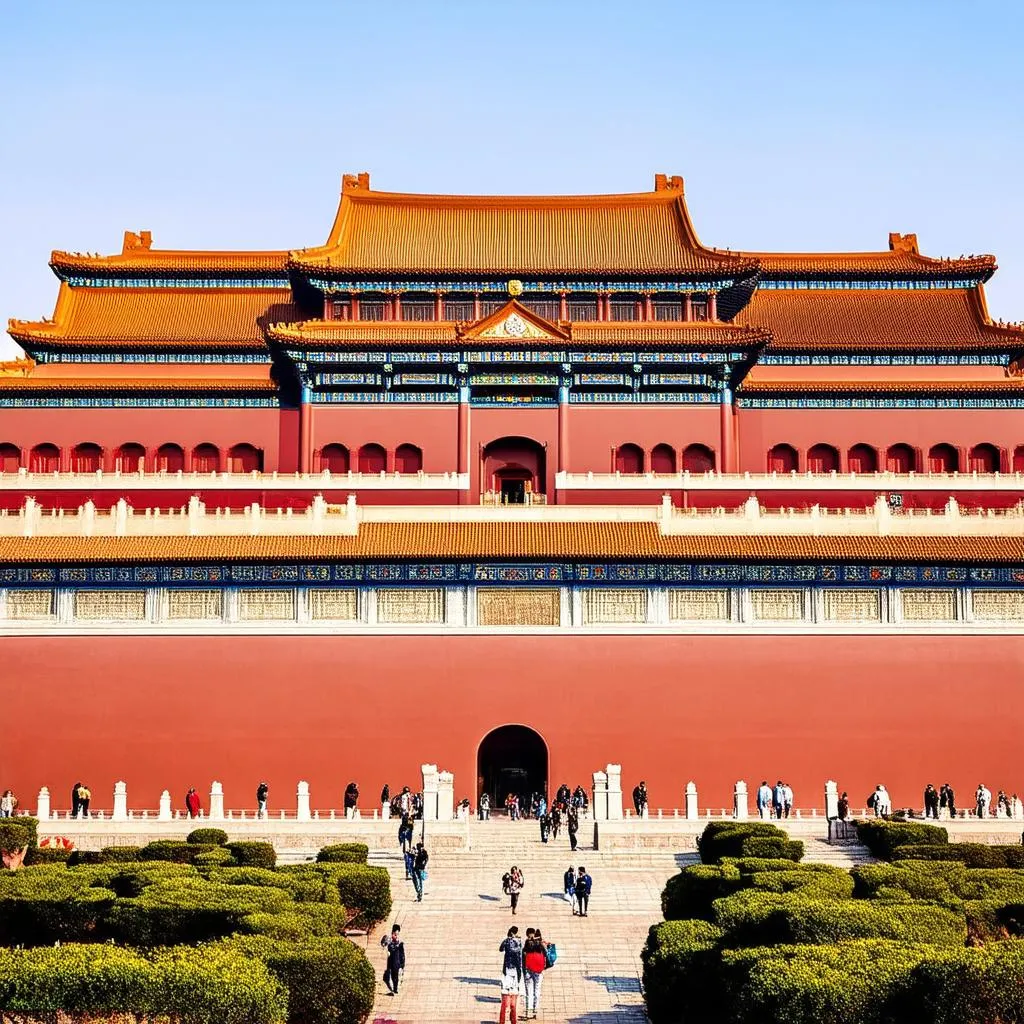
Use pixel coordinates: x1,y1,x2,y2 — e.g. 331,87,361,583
24,846,71,865
0,817,38,853
317,843,370,864
697,822,802,865
711,890,967,947
896,842,1024,869
227,841,277,869
641,920,724,1024
139,839,218,863
188,827,229,846
0,942,285,1024
856,819,948,860
663,864,742,921
282,863,390,926
100,845,141,862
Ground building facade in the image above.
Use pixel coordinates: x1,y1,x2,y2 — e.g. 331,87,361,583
2,174,1023,815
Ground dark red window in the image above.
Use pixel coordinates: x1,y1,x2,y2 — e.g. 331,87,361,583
614,444,644,474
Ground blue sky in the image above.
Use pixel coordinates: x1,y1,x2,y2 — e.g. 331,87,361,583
1,1,1022,358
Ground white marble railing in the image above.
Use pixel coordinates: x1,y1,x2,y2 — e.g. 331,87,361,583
4,493,1024,538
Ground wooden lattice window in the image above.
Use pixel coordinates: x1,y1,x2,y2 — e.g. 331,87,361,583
750,589,805,621
238,589,296,621
309,589,359,621
377,589,445,624
669,590,730,620
167,590,223,620
477,588,560,627
74,591,146,621
971,590,1024,621
5,590,54,620
901,589,956,621
823,590,881,622
582,589,647,624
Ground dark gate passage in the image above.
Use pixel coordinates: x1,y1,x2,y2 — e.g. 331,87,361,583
477,724,548,810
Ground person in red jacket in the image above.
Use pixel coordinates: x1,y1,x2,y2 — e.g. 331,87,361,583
185,787,201,818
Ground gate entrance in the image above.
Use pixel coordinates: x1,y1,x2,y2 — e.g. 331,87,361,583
477,725,548,812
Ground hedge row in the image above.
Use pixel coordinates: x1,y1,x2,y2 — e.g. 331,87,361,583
855,819,948,860
317,843,370,864
896,842,1024,869
697,822,804,865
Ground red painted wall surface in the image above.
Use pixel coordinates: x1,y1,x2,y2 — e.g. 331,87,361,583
2,634,1021,815
737,407,1024,474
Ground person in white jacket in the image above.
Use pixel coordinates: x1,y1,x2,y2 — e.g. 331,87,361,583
756,781,772,819
976,783,992,818
872,784,891,817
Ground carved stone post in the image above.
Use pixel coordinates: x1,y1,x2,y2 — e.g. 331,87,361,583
437,771,454,821
36,787,50,821
825,779,839,820
158,791,172,822
606,764,624,820
112,781,128,822
421,764,439,822
296,781,311,823
685,781,699,821
592,770,608,821
733,781,749,820
209,781,225,822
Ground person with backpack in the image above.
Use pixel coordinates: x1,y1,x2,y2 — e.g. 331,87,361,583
575,866,592,917
523,927,551,1019
503,865,524,915
398,811,414,855
498,926,523,1023
380,923,405,995
411,842,428,902
563,864,576,911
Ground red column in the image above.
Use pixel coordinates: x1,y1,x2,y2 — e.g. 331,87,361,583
557,385,570,477
719,385,735,473
392,294,402,321
709,292,718,321
350,295,360,320
684,295,692,321
299,388,312,474
435,292,444,321
643,294,653,321
457,387,470,504
323,297,334,321
473,293,481,320
597,294,606,321
559,292,568,321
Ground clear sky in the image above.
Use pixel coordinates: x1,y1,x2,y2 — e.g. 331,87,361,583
1,0,1022,358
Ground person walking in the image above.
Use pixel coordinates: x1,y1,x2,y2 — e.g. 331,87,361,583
567,805,579,852
185,787,201,818
380,924,405,995
837,791,850,820
499,927,523,1024
563,864,576,912
539,812,550,844
632,780,648,818
480,792,491,820
782,782,794,819
256,781,269,819
0,790,17,818
380,783,390,819
575,866,592,917
344,781,359,819
923,783,939,819
976,782,992,818
503,865,524,915
398,810,414,855
772,780,785,820
523,928,547,1019
756,780,772,819
940,782,957,819
77,783,91,818
549,804,561,840
411,842,428,902
71,782,83,819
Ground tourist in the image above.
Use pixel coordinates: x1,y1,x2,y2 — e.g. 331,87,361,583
563,864,576,911
71,782,82,819
411,842,428,902
398,785,412,817
539,811,550,843
837,791,850,820
783,782,794,819
556,782,571,810
0,790,17,818
380,923,405,995
567,805,579,852
506,793,520,821
772,780,785,820
1012,793,1023,820
344,781,359,819
997,790,1011,817
480,792,491,820
976,782,992,818
537,794,547,818
575,866,592,917
77,782,91,818
523,927,547,1018
923,783,939,819
550,804,561,840
503,865,524,915
756,780,772,819
398,811,414,855
380,783,390,818
632,780,648,818
185,787,201,819
412,791,423,818
870,784,891,817
403,845,414,880
572,785,588,816
498,926,523,1023
256,781,269,819
940,782,957,819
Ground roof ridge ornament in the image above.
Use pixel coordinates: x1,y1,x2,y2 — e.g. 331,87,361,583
888,232,919,255
654,174,684,192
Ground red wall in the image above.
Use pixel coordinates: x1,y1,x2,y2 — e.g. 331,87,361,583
3,633,1021,815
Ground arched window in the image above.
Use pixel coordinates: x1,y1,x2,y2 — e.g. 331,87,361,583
614,443,644,474
30,444,60,473
0,444,21,473
886,444,916,473
116,443,145,473
768,443,798,473
319,443,350,473
358,443,387,473
848,444,877,474
682,443,716,473
928,444,959,473
155,443,185,473
650,444,676,474
1014,446,1024,473
969,443,1001,473
395,443,423,473
807,444,839,473
228,444,263,473
192,444,220,473
72,443,102,473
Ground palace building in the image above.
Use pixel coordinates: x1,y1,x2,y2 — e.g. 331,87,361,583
2,173,1023,815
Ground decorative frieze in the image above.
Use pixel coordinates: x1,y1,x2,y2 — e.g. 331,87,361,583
477,588,560,627
972,590,1024,620
823,589,882,622
73,590,146,620
166,589,223,620
237,589,296,621
750,589,805,621
669,589,730,621
583,588,648,624
376,588,445,624
308,589,359,621
901,588,957,621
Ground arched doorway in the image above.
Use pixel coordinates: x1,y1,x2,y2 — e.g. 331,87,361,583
477,725,548,810
482,437,546,504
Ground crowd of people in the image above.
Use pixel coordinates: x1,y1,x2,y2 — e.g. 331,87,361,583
755,780,794,819
829,781,1024,820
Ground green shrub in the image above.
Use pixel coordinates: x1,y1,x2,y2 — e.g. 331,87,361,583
213,866,295,890
662,864,742,921
725,857,836,875
641,919,723,1024
712,890,967,947
0,817,39,852
0,868,116,945
317,843,370,864
0,942,284,1024
66,850,104,866
330,864,391,926
194,847,236,868
241,903,348,940
188,827,229,845
895,842,1024,869
0,821,32,854
747,868,855,900
23,846,70,866
698,822,794,865
139,839,206,863
741,836,804,862
228,841,277,869
100,845,141,862
856,819,948,860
